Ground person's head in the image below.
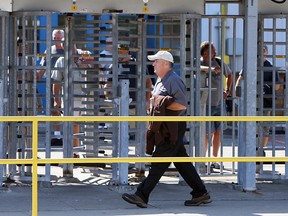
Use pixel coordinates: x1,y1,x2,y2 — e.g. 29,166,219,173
118,44,130,62
52,29,64,46
263,45,268,55
147,50,174,78
200,41,216,61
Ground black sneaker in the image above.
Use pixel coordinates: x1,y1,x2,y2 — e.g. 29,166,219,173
184,192,212,206
210,162,224,169
122,193,147,208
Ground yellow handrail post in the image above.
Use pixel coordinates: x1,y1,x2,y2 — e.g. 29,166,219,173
32,119,39,216
0,115,287,215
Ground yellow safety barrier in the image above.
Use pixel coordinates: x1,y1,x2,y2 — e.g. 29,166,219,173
0,116,287,216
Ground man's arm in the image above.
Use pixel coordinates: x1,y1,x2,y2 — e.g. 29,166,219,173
223,73,233,98
53,83,61,108
200,65,221,74
37,70,46,81
37,53,47,81
226,73,233,91
235,74,243,93
52,82,61,116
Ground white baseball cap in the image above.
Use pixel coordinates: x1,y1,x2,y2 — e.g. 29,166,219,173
147,51,174,63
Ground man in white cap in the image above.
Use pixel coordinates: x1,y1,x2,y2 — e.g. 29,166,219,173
122,50,211,208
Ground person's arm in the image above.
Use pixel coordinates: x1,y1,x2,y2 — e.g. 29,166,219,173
37,70,46,81
235,74,244,92
275,71,281,91
224,73,233,97
103,83,112,98
200,65,221,74
226,73,233,91
53,83,61,108
37,53,47,81
51,82,61,116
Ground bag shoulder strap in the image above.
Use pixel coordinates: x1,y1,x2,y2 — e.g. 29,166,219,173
215,57,221,66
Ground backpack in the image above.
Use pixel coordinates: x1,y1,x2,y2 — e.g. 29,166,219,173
215,57,222,67
215,57,233,113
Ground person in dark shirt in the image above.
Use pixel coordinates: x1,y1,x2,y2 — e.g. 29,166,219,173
236,45,280,155
104,45,152,111
122,50,211,208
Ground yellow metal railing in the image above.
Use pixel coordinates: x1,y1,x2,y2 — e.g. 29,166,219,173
0,116,288,216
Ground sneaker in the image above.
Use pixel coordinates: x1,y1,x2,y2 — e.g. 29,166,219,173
122,193,147,208
184,192,212,206
210,162,224,169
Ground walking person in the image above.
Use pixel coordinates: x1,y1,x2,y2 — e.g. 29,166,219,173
122,50,211,208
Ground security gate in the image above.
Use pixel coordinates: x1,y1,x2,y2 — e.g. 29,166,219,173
0,11,9,186
3,10,287,186
8,11,55,182
256,14,288,179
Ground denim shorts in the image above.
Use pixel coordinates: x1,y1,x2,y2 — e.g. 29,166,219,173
206,103,226,134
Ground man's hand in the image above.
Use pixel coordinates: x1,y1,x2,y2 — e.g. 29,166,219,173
223,89,231,100
213,66,221,74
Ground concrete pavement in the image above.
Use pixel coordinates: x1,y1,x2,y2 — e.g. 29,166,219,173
1,171,288,216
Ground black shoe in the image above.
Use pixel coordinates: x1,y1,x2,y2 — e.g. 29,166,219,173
122,193,147,208
184,192,212,206
210,162,224,169
51,138,63,146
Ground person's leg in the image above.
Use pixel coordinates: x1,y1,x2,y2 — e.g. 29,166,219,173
175,122,207,196
73,124,80,148
262,110,271,148
262,136,269,148
211,104,223,158
174,153,207,197
135,161,170,203
212,129,221,157
205,134,209,153
73,100,82,148
136,138,175,202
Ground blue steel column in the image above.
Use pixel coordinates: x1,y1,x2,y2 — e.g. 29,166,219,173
111,14,119,183
135,17,146,175
44,13,52,183
0,80,4,186
0,12,8,186
62,15,74,177
238,0,258,191
118,80,129,186
285,17,288,180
